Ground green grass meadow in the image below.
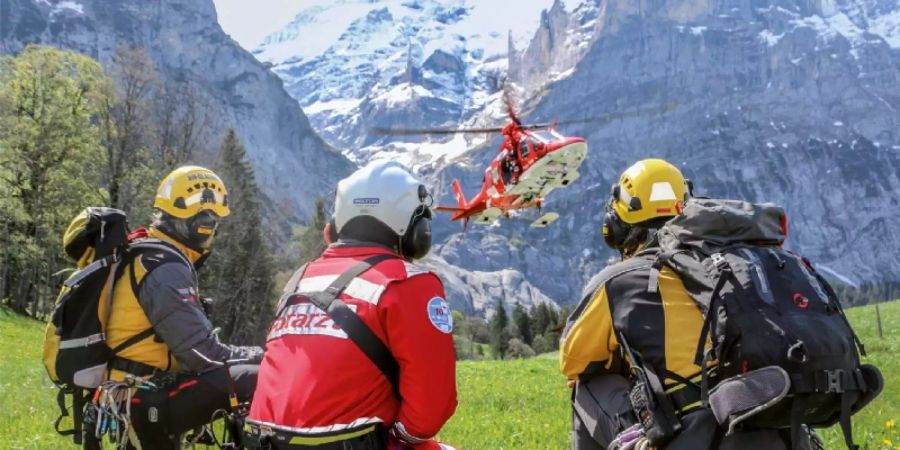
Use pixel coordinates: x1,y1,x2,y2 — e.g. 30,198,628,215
1,302,898,449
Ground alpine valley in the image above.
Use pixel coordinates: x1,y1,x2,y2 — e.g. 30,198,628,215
250,0,900,315
4,0,900,315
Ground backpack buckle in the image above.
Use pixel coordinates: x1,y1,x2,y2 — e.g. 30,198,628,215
711,253,730,271
825,369,845,394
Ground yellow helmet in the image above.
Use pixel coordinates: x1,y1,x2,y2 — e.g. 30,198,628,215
154,166,230,219
603,159,690,250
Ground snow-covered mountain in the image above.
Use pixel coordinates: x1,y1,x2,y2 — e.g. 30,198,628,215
252,0,600,169
248,0,610,315
248,0,900,316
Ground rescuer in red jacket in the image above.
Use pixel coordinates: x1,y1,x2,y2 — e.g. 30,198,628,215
246,161,458,450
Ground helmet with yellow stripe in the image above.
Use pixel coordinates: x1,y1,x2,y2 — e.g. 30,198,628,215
603,159,691,251
152,166,229,252
154,166,230,220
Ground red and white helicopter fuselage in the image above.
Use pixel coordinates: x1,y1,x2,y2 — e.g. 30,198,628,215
436,124,587,228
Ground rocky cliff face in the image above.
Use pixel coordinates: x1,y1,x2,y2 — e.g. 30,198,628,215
250,0,900,315
431,0,900,310
10,0,896,315
0,0,353,222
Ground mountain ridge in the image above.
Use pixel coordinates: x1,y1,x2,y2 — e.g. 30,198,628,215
250,0,900,315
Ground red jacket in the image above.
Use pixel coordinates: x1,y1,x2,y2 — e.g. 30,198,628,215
248,245,457,444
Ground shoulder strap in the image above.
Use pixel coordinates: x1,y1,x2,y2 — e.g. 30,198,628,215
274,263,309,318
305,254,401,399
110,240,195,357
128,239,196,278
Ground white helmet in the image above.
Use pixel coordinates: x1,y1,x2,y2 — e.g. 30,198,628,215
332,160,433,259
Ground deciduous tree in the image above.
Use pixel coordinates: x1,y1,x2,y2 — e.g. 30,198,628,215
0,45,110,315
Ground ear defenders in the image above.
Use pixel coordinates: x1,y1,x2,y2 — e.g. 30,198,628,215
602,206,630,250
399,204,432,260
327,200,433,260
602,184,631,250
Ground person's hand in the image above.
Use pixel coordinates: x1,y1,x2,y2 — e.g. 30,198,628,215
567,379,576,388
199,296,215,315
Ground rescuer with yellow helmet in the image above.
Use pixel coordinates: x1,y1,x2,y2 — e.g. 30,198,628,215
600,158,689,256
152,165,231,252
93,165,262,449
560,159,814,450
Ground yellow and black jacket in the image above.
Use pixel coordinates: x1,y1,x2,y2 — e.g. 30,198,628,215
560,245,712,415
105,228,262,381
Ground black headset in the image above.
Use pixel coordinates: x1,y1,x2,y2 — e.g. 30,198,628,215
398,185,433,260
602,184,630,250
399,204,432,260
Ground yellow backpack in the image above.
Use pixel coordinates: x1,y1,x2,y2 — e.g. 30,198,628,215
44,207,183,444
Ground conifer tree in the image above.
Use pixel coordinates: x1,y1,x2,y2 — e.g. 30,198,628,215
490,299,510,359
531,303,553,337
512,303,533,346
293,197,328,266
203,129,275,344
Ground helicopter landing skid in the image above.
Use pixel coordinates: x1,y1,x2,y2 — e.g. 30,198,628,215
475,207,503,225
530,212,559,228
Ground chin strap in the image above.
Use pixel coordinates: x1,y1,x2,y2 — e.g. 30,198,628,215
193,250,211,271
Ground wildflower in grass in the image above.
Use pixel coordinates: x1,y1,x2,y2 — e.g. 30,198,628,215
889,419,895,430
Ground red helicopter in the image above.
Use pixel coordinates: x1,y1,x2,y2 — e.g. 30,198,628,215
437,120,586,228
377,93,674,229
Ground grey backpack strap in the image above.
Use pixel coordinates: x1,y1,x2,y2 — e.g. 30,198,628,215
274,263,308,317
285,264,308,294
279,254,401,399
305,254,401,399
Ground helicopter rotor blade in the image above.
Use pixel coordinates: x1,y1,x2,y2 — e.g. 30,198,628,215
549,102,679,127
372,126,504,136
371,103,678,135
502,85,521,126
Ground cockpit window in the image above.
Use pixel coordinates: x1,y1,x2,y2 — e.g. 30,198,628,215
519,139,531,159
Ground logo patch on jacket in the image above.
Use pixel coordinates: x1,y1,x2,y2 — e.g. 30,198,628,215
177,287,199,304
427,297,453,333
267,300,357,341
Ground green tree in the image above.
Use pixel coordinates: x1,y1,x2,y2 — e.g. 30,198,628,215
0,45,110,315
292,197,328,266
489,299,510,359
506,338,536,359
531,303,553,337
99,47,165,226
512,303,533,345
202,129,275,344
531,333,557,354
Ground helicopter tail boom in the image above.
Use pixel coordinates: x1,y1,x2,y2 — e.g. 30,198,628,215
434,179,469,220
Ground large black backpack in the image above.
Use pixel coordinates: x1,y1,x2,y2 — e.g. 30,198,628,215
42,207,190,444
651,199,882,450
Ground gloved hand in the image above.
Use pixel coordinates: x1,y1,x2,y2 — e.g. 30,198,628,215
199,297,215,316
608,423,649,450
